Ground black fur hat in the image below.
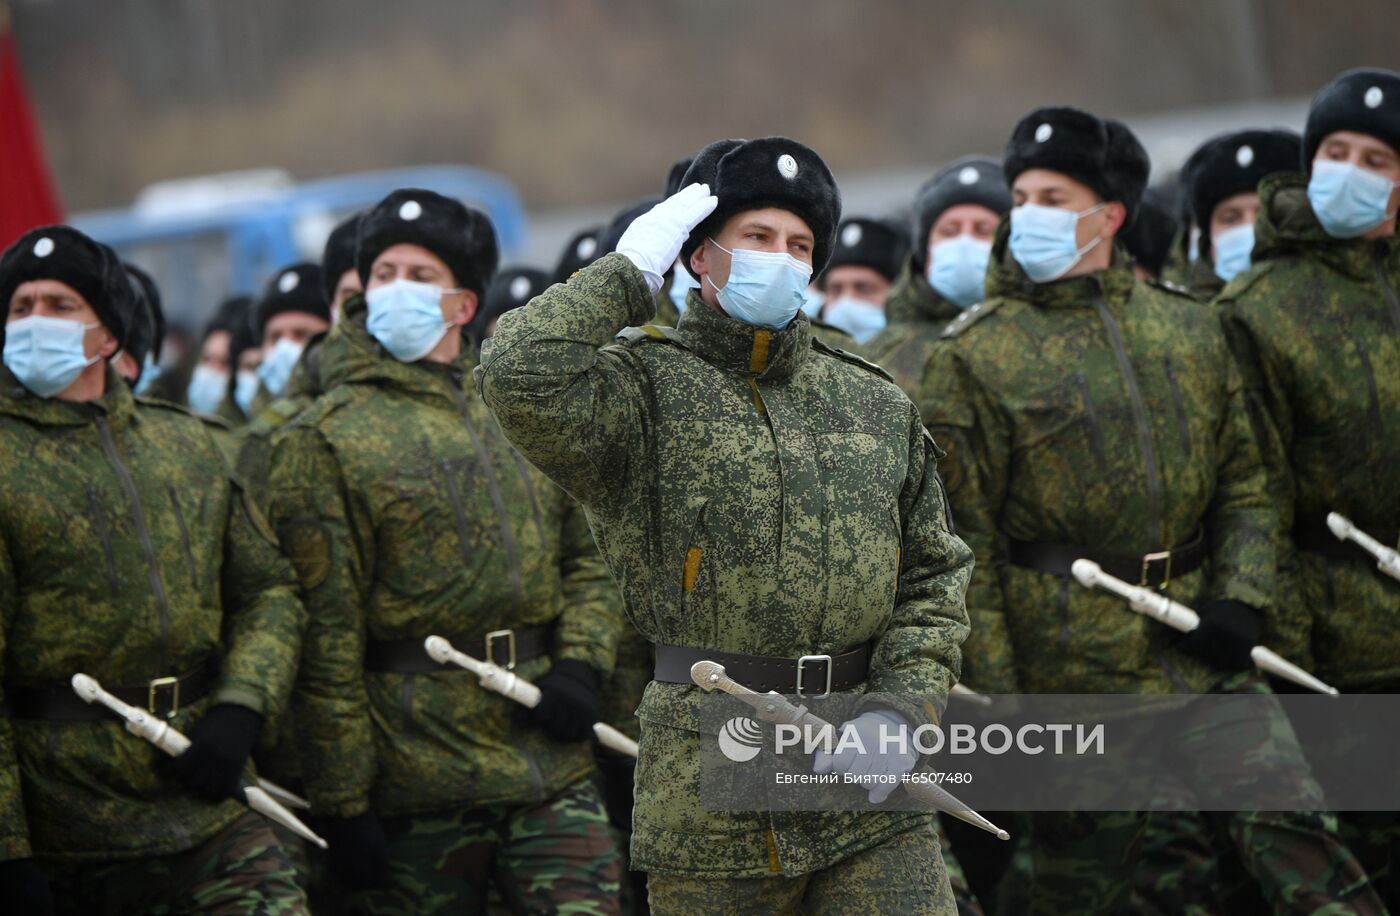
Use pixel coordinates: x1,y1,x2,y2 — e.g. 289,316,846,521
1004,107,1151,227
356,189,499,298
473,266,550,341
254,262,329,338
665,154,696,198
320,213,361,303
911,156,1011,268
552,225,603,284
819,217,909,286
0,226,134,349
123,263,165,365
1120,186,1181,277
1184,130,1300,249
1303,68,1400,170
679,137,842,279
601,197,664,257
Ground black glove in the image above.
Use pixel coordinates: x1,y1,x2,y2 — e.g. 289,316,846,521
320,811,390,891
1175,599,1262,673
0,858,54,915
524,659,600,743
155,703,262,801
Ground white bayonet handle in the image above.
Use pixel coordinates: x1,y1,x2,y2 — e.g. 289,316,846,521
1328,513,1400,582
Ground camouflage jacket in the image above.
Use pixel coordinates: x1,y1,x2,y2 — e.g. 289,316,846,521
864,256,965,423
233,335,328,516
1218,173,1400,690
478,253,972,878
0,365,304,863
924,227,1277,696
266,300,621,819
1181,254,1225,302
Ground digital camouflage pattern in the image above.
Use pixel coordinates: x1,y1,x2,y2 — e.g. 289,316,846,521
351,779,620,915
266,297,621,820
1179,252,1225,303
0,365,305,863
923,224,1276,696
646,817,955,916
1218,172,1400,691
233,333,327,516
477,252,973,878
863,256,965,425
43,811,307,915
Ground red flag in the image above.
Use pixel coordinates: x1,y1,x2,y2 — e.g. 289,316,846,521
0,3,63,251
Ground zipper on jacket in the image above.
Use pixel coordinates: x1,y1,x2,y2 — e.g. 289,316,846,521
449,386,525,615
1377,251,1400,338
1074,372,1109,473
1091,298,1165,550
166,483,199,590
87,485,120,593
505,448,548,545
1350,335,1383,438
96,415,171,676
1163,359,1192,456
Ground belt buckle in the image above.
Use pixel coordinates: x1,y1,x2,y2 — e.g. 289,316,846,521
484,629,517,670
1141,549,1173,589
148,676,181,719
796,654,833,699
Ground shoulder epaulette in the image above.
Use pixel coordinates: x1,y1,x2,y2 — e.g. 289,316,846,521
616,324,687,348
254,397,305,427
1147,278,1197,300
291,386,353,429
939,299,1004,339
1213,259,1278,302
809,337,894,382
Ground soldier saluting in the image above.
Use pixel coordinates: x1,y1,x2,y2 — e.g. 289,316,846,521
0,226,308,913
478,138,973,915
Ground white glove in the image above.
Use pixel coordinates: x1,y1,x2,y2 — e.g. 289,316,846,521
615,183,718,293
812,710,917,804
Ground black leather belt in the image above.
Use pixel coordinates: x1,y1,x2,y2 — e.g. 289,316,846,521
1295,523,1399,564
1008,526,1206,588
653,642,873,698
364,624,552,674
3,660,218,721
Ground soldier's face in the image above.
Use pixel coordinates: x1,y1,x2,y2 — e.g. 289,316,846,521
1209,192,1260,254
263,311,329,349
368,243,478,328
199,329,231,373
1316,131,1400,219
7,278,118,362
330,268,362,320
238,346,262,373
821,265,890,307
1011,169,1127,250
691,208,815,310
928,204,1002,249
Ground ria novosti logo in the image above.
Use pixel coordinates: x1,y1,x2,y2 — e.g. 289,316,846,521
717,716,765,762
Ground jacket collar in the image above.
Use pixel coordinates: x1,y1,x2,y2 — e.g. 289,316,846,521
983,219,1137,311
674,292,812,381
0,362,136,429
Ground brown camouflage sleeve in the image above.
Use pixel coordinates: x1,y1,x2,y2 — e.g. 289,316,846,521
0,523,32,861
552,495,623,677
923,345,1021,695
267,425,377,817
215,478,307,717
857,403,973,728
476,253,655,508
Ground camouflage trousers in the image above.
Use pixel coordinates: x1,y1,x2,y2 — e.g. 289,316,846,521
647,818,955,915
349,777,622,915
1030,674,1383,915
43,811,307,915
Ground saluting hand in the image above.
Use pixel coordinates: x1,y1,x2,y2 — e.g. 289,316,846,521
615,183,718,293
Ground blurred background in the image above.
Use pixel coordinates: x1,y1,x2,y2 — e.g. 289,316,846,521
3,0,1397,336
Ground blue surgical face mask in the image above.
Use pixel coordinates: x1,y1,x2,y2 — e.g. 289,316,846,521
3,314,101,398
801,288,825,318
132,353,162,396
705,239,813,330
1009,202,1106,283
822,296,887,344
234,368,260,416
1308,160,1400,239
927,234,993,308
1187,226,1201,263
1212,224,1255,284
365,279,462,362
257,337,304,398
669,260,698,315
186,364,228,415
